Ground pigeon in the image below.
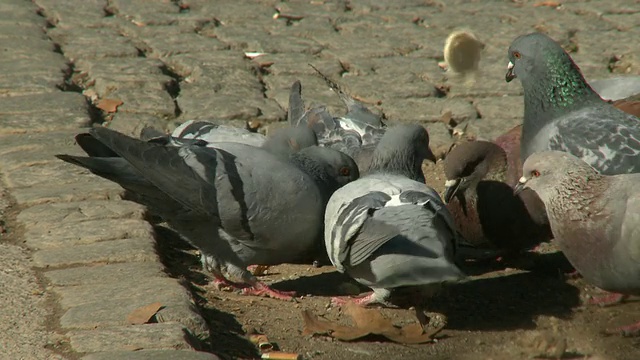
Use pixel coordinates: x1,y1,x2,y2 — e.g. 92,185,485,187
442,140,552,252
589,75,640,102
505,32,640,175
56,127,359,300
324,124,464,311
515,150,640,336
292,66,403,173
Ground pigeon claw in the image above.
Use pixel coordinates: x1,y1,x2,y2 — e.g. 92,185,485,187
604,321,640,337
241,282,296,301
588,293,628,307
330,292,377,307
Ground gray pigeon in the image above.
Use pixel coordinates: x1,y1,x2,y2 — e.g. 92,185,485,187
505,32,640,175
589,75,640,102
292,67,409,173
443,140,552,252
324,124,464,310
57,127,359,300
515,150,640,336
142,119,318,161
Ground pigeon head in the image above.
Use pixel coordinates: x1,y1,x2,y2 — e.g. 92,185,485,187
506,33,600,118
262,126,318,158
515,150,600,202
368,124,436,182
290,146,359,196
442,141,507,203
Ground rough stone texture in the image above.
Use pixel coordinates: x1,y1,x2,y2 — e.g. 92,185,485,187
0,0,638,359
68,324,195,353
32,237,158,268
81,350,220,360
43,262,166,287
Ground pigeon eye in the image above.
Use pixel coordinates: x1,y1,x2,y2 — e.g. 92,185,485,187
531,170,540,177
513,51,521,59
339,167,350,176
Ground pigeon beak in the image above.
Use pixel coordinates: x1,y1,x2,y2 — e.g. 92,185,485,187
443,179,461,204
505,61,516,82
513,176,528,195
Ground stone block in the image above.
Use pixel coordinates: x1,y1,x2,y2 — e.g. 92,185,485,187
25,218,154,249
81,350,219,360
17,200,147,225
107,113,169,138
10,181,124,208
69,323,194,353
0,92,87,116
54,277,190,309
32,237,158,268
44,262,166,287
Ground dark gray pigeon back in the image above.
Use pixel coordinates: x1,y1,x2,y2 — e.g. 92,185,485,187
506,32,640,175
56,127,358,300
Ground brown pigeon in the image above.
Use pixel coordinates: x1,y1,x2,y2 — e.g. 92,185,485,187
516,150,640,336
443,140,551,252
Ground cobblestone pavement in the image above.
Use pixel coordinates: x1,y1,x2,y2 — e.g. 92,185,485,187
0,0,638,359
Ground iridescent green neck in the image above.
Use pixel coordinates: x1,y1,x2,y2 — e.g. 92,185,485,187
523,50,601,130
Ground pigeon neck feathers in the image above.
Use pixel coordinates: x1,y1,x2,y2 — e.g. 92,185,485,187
289,149,341,200
367,125,430,182
522,40,602,133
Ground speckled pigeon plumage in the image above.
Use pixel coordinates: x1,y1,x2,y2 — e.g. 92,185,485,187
56,127,359,300
291,67,399,173
442,140,552,252
324,124,464,308
506,32,640,175
516,150,640,335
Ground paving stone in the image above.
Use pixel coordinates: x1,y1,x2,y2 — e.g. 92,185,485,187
141,33,230,58
35,0,107,26
382,97,477,124
107,87,176,118
0,36,56,56
69,323,194,353
0,111,89,134
473,96,525,123
25,218,154,249
3,161,110,189
54,277,190,309
10,181,124,208
0,19,49,41
17,200,147,225
0,92,88,116
107,112,170,137
162,52,249,79
59,291,207,335
32,236,157,267
178,92,284,122
47,27,140,61
81,350,219,360
44,262,166,287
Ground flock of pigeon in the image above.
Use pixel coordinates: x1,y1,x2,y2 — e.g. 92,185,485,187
57,32,640,336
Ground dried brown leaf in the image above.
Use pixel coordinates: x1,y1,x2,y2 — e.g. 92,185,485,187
96,98,123,113
301,303,441,344
126,302,163,325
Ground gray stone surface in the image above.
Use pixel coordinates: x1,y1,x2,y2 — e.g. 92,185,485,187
0,0,638,359
82,350,220,360
44,262,166,287
32,237,158,268
68,323,194,353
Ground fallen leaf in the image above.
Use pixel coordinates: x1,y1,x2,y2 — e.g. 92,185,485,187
533,1,561,7
96,98,123,113
301,302,442,344
126,302,163,325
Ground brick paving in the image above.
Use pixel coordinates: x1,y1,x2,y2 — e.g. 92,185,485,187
0,0,637,359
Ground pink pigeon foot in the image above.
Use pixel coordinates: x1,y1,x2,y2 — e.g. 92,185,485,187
241,281,296,301
330,291,378,307
605,321,640,337
589,293,628,307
